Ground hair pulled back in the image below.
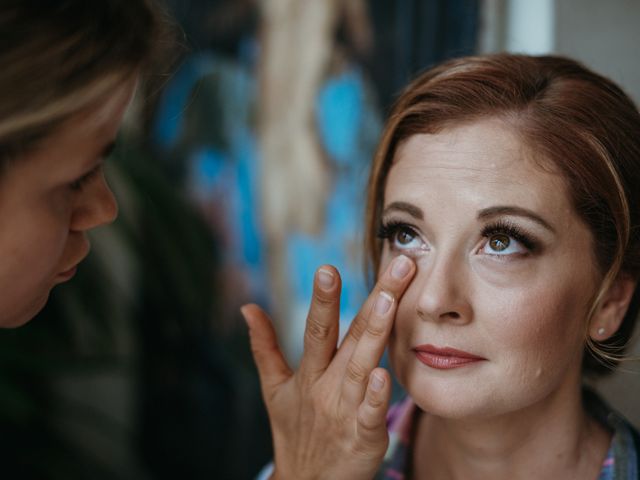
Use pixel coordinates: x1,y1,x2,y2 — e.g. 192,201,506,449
365,54,640,376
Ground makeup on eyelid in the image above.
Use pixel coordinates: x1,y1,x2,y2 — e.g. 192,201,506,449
382,121,602,425
377,217,541,258
69,164,102,191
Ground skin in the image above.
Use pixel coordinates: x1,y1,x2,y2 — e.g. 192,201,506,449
243,256,415,480
245,116,635,479
380,119,611,479
0,76,137,327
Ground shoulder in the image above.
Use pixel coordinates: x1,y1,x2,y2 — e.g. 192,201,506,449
584,388,640,479
374,397,418,480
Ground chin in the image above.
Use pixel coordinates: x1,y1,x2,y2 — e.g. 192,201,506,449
409,389,478,419
1,293,50,328
413,395,499,420
400,372,507,420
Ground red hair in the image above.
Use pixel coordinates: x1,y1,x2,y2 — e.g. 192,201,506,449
365,54,640,375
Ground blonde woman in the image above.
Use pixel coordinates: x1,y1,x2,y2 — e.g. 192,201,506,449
245,54,640,479
0,0,167,327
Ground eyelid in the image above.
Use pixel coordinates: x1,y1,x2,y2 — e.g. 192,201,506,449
480,219,540,255
69,163,103,191
378,219,428,253
377,219,420,239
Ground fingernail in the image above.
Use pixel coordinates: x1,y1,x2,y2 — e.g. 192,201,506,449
391,255,411,279
239,306,251,328
370,372,385,392
374,291,393,315
317,268,335,291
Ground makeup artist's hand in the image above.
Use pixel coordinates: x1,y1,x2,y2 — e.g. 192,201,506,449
242,255,415,480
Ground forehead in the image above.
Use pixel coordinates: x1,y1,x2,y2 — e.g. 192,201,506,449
385,119,571,216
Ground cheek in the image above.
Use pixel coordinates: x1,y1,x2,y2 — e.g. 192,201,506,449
378,249,393,275
483,276,593,378
388,268,593,389
0,211,71,326
388,278,423,379
0,202,72,285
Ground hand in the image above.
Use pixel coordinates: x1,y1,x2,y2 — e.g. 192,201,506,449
242,255,416,480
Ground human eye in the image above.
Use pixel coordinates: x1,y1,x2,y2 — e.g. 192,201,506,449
479,220,538,257
69,164,102,191
377,220,428,253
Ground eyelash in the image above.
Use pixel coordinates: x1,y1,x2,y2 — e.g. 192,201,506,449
377,219,539,254
481,220,538,252
69,165,101,191
378,220,411,238
377,220,423,249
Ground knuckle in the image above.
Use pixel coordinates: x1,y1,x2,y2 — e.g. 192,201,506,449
310,392,332,414
305,317,332,344
379,263,413,293
312,289,336,309
249,341,274,364
367,391,385,410
350,434,386,461
347,314,367,341
377,278,401,297
358,412,379,433
345,360,368,385
364,321,387,340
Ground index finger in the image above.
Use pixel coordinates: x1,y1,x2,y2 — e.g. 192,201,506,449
335,255,416,365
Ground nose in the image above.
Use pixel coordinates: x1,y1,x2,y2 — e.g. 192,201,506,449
70,173,119,232
415,252,472,325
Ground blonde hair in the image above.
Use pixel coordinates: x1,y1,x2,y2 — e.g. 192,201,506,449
0,0,174,164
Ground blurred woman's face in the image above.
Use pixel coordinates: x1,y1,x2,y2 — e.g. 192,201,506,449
0,77,137,327
378,119,599,419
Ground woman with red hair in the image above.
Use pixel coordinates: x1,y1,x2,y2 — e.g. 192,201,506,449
245,54,640,479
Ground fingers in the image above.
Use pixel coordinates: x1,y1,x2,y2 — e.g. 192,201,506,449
242,303,292,401
339,255,415,360
341,287,398,407
298,266,342,382
356,368,391,449
334,255,414,408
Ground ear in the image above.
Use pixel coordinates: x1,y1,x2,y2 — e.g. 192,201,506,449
589,274,637,341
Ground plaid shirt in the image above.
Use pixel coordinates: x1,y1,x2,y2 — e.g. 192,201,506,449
375,391,639,480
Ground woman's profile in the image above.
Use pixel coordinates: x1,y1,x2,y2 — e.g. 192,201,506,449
0,0,167,327
244,54,640,479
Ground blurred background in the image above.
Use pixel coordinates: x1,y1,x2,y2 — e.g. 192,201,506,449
0,0,638,478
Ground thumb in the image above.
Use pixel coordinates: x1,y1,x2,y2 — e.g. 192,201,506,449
242,304,293,402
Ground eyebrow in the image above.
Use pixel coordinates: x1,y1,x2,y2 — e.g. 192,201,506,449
382,201,555,233
382,201,424,219
477,206,556,233
83,140,116,170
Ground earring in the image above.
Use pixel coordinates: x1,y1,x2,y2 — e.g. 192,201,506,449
597,327,606,336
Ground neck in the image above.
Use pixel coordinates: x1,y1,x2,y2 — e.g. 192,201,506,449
413,385,611,480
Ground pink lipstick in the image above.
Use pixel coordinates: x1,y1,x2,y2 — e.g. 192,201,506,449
414,344,486,369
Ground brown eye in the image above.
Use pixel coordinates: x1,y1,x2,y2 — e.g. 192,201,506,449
396,228,416,245
378,222,426,251
489,234,510,252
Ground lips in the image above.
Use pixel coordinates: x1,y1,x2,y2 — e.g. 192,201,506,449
413,344,486,369
58,255,87,279
56,242,91,282
56,265,78,282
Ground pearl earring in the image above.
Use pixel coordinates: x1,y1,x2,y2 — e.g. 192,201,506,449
597,327,606,336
